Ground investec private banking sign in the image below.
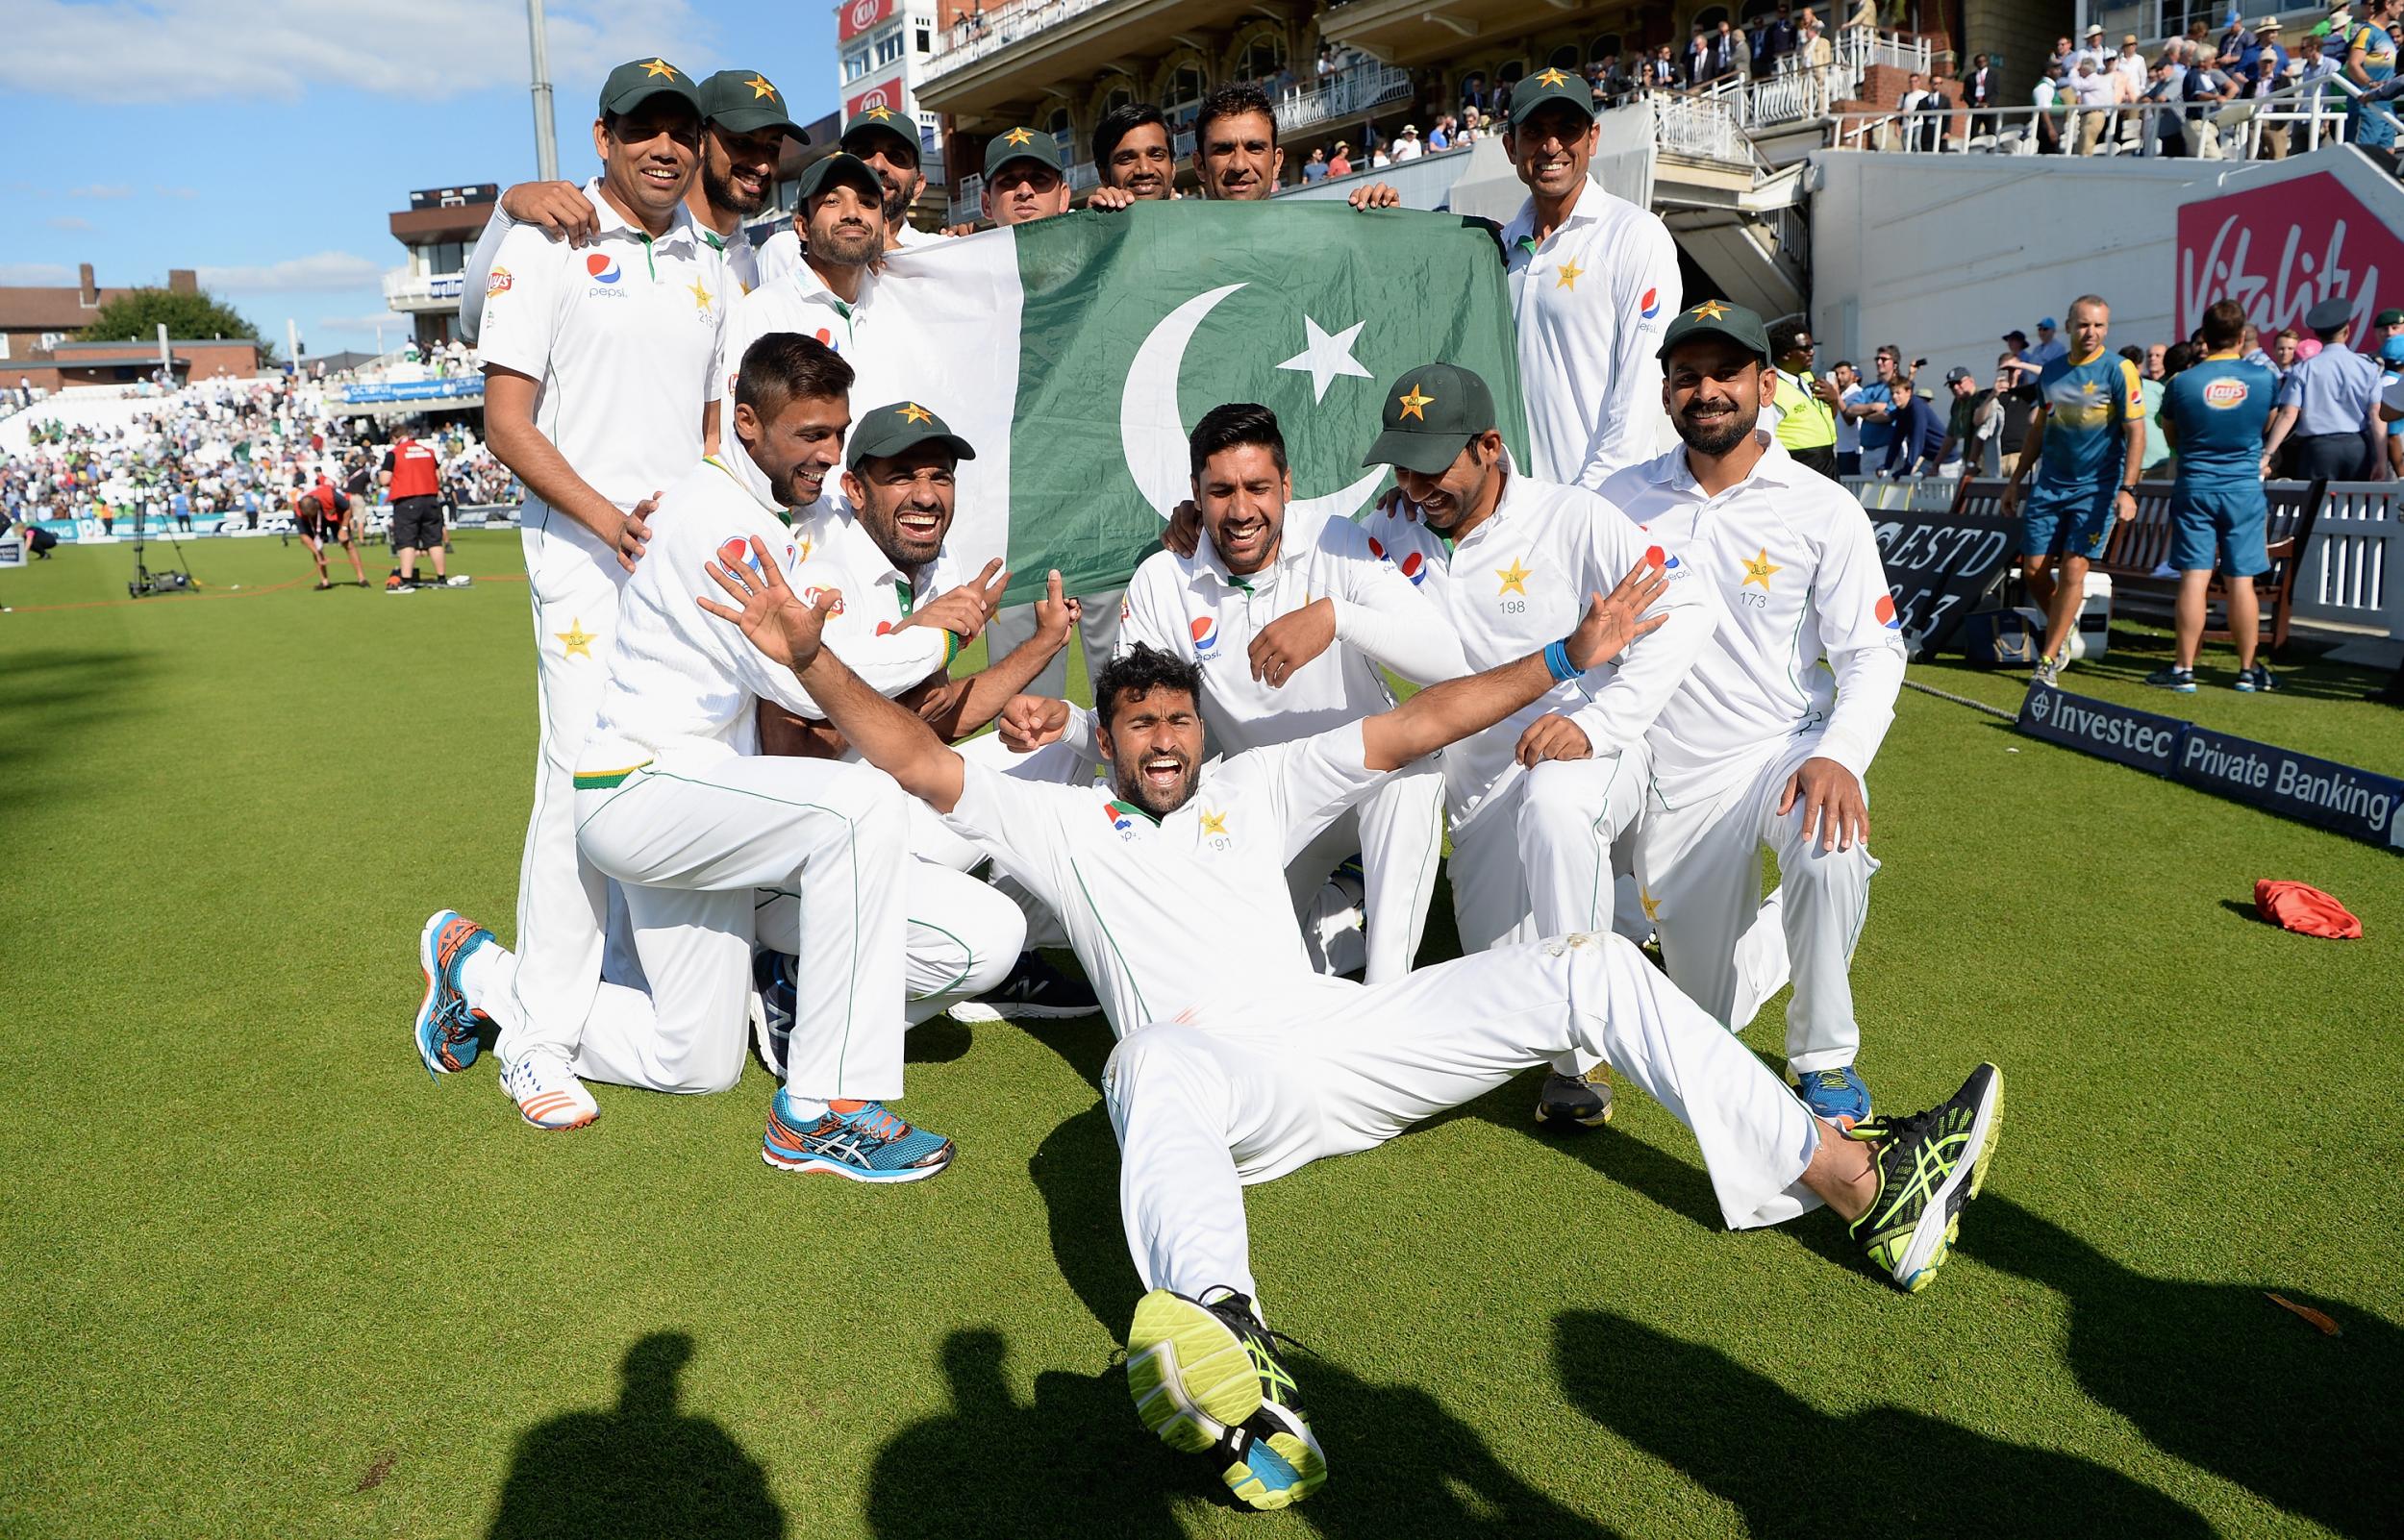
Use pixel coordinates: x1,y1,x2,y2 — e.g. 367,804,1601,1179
839,0,894,41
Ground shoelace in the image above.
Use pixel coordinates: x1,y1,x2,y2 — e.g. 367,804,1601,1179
840,1103,910,1142
1809,1069,1855,1093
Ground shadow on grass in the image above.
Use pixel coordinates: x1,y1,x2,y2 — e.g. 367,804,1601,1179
0,648,144,793
866,1328,1617,1539
1959,1195,2402,1539
487,1332,783,1539
1555,1309,2214,1535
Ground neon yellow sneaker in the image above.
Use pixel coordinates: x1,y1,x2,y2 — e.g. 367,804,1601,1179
1126,1287,1325,1509
1846,1063,2004,1292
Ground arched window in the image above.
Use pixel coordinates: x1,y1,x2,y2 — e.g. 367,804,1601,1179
1590,33,1623,62
1161,63,1206,124
1044,104,1074,161
1237,33,1289,85
1497,59,1526,84
1692,6,1731,29
1548,43,1581,71
1102,85,1133,115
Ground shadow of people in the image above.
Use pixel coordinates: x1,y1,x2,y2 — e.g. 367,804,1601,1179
867,1328,1618,1539
1556,1310,2214,1535
487,1332,785,1540
1959,1194,2403,1538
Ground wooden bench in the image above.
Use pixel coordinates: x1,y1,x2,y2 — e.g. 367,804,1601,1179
1949,478,2327,653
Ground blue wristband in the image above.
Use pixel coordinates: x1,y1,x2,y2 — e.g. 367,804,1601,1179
1543,638,1579,683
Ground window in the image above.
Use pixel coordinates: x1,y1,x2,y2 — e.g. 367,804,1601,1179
875,33,903,65
1102,85,1133,115
1691,7,1730,30
1498,60,1526,84
1549,43,1580,70
424,240,465,276
1590,33,1622,62
914,25,931,51
1237,35,1288,84
842,49,869,80
1045,105,1074,161
1162,64,1205,123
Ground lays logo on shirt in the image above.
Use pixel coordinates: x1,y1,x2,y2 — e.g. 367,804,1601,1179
798,584,845,614
1189,614,1220,659
2202,378,2248,410
586,253,623,286
487,267,513,296
1875,593,1902,631
1639,286,1662,320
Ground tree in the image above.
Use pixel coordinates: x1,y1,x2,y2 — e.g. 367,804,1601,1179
78,288,277,364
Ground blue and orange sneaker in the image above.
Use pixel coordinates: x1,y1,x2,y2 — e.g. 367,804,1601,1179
413,908,492,1077
761,1090,954,1181
1795,1065,1872,1129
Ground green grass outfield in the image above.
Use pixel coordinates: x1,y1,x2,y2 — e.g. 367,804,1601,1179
3,532,2398,1539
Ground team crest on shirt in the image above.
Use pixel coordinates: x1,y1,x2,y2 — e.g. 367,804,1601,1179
1189,614,1221,660
586,253,623,286
1197,807,1231,848
1639,286,1661,320
2202,378,2247,409
1875,593,1901,631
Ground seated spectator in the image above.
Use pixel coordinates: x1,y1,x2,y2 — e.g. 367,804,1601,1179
1328,139,1352,175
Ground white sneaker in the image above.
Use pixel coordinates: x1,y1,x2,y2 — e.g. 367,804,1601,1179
499,1051,598,1130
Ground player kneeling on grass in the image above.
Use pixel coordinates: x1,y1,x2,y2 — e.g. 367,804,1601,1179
411,335,1027,1180
293,478,367,589
698,540,2007,1510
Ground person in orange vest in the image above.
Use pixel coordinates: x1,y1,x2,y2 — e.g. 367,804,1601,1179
293,477,368,588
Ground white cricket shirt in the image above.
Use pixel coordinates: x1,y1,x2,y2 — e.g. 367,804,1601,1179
477,182,727,584
1503,175,1683,489
940,725,1387,1036
1362,466,1715,829
1601,435,1908,801
709,260,878,440
765,497,958,722
1117,509,1468,758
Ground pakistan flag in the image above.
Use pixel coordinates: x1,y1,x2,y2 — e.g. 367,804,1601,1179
843,202,1528,605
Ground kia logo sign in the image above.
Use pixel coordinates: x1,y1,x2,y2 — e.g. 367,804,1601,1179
839,0,892,39
846,75,904,118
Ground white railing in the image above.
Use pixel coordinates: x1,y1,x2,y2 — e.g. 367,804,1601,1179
1830,79,2377,159
1066,159,1101,192
1274,62,1414,135
2294,482,2401,637
1830,25,1929,75
1652,92,1752,163
927,0,1123,79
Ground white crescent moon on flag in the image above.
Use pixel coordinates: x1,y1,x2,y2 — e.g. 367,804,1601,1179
1119,282,1388,525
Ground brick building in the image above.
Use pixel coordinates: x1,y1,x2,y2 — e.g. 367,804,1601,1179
0,263,210,384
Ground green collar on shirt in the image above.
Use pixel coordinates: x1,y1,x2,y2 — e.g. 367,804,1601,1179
1104,797,1161,827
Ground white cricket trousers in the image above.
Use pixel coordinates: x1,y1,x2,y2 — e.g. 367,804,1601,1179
1102,932,1823,1306
1285,759,1444,985
1637,736,1876,1075
497,526,624,1066
751,860,1026,1027
572,756,919,1101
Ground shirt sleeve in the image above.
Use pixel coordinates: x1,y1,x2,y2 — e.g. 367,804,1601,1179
1115,555,1181,658
456,204,519,347
1806,506,1908,782
1563,500,1715,758
802,566,951,712
939,759,1077,911
1318,518,1470,684
1240,722,1386,864
473,223,563,382
1581,217,1682,488
2117,359,2146,422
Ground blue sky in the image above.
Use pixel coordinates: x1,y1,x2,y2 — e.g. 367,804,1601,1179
4,0,839,356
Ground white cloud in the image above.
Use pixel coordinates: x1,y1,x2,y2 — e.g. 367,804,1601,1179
46,215,93,231
196,251,384,292
0,262,75,285
69,184,133,199
6,0,714,103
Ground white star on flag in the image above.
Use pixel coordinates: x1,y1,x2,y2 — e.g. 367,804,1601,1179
1276,314,1371,403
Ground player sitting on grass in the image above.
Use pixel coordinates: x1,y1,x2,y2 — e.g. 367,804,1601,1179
292,479,367,589
696,534,2007,1511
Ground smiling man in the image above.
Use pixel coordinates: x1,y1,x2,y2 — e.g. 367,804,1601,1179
1193,82,1400,209
759,107,943,286
452,59,729,1131
710,154,886,444
1089,101,1180,208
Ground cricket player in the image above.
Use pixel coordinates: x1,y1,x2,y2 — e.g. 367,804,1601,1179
1500,69,1683,487
760,107,945,285
1356,361,1716,1128
472,60,732,1129
414,337,1026,1177
1998,294,2145,685
711,155,884,445
291,477,366,589
695,538,2004,1511
1118,403,1464,985
1604,301,1907,1128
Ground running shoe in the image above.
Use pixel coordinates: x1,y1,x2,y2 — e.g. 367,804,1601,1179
947,951,1099,1022
500,1049,599,1131
1845,1063,2005,1293
1126,1287,1325,1509
1795,1064,1872,1128
412,908,491,1076
2234,663,2278,693
761,1091,953,1181
1533,1064,1615,1129
2032,653,2066,687
2141,664,2196,693
752,950,797,1078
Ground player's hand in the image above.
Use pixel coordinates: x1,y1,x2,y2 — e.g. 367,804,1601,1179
1161,499,1203,558
907,558,1008,641
1565,560,1672,671
2115,487,2137,522
1778,756,1868,852
1248,597,1336,687
1998,481,2022,516
1515,712,1593,766
996,694,1071,753
501,181,600,245
1087,186,1137,211
940,221,981,237
1031,569,1082,648
1347,181,1403,210
1371,484,1423,523
697,535,840,670
614,492,659,572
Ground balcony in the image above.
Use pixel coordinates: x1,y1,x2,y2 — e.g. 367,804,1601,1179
1273,62,1415,137
384,269,466,314
915,0,1256,116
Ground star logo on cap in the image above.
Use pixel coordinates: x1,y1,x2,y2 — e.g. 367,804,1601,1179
864,105,897,121
1556,260,1584,291
640,58,679,79
1740,547,1782,589
1002,126,1035,146
898,402,933,424
743,74,778,99
1496,559,1532,597
1397,384,1434,420
1690,300,1733,320
1536,67,1572,87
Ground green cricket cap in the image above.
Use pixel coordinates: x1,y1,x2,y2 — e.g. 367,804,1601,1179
986,125,1064,178
1361,362,1498,476
794,152,884,205
2377,308,2404,328
699,69,805,138
1656,298,1773,365
840,106,922,162
846,401,978,471
1508,65,1601,129
598,58,704,119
